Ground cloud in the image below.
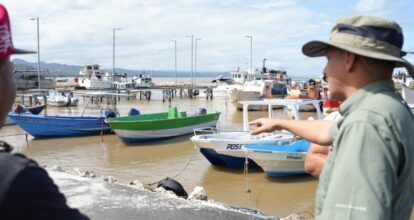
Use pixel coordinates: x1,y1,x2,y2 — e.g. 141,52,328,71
355,0,386,13
2,0,413,77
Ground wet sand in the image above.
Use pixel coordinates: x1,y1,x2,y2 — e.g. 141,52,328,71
1,93,322,218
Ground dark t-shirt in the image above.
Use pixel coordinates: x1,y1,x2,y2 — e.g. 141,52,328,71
0,153,89,220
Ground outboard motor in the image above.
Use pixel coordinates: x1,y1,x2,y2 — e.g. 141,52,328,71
157,177,188,198
105,110,117,118
196,108,207,115
128,108,140,116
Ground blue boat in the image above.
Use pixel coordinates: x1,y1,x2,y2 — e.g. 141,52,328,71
8,112,111,138
243,140,311,177
8,92,124,138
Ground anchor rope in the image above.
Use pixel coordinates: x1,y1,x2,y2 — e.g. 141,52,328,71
243,155,254,211
0,133,30,150
145,152,195,188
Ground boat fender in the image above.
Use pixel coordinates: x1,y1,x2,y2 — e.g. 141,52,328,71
196,108,207,115
157,177,188,198
128,108,140,116
105,110,117,119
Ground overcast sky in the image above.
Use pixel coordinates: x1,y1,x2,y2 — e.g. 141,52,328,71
3,0,414,77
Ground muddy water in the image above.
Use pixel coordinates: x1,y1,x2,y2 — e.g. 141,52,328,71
1,93,319,218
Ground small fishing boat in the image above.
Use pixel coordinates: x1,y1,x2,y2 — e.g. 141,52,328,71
8,93,118,138
8,113,112,138
243,140,311,177
46,90,79,107
190,99,322,169
192,128,294,169
106,107,220,143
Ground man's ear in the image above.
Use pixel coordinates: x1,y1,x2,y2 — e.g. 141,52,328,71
345,52,357,72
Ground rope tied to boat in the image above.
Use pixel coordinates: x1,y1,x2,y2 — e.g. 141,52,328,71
0,133,30,150
25,133,29,150
100,120,104,142
243,155,254,211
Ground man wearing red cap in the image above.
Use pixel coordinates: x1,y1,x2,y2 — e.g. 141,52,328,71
0,4,88,219
251,16,414,219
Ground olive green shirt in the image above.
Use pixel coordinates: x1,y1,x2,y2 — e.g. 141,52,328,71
316,80,414,219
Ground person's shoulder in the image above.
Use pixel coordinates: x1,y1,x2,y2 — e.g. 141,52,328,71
0,152,38,167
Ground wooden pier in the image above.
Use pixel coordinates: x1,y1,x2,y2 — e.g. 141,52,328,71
15,85,212,106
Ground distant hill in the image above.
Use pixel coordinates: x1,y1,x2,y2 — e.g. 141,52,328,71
11,58,221,77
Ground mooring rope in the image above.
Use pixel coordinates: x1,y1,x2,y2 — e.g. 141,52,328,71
243,155,254,211
145,153,195,188
0,133,30,150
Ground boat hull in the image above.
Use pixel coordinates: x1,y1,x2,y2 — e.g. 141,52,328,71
107,111,221,143
190,131,293,169
244,140,310,177
8,113,111,138
114,120,218,143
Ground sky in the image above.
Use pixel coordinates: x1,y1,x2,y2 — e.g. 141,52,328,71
3,0,414,77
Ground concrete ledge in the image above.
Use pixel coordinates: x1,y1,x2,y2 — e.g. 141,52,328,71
48,169,278,220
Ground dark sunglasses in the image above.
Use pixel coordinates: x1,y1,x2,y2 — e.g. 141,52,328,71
322,75,327,83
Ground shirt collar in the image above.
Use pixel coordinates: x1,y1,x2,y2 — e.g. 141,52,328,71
339,79,395,116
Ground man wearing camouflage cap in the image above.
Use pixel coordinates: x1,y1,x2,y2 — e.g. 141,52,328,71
251,16,414,219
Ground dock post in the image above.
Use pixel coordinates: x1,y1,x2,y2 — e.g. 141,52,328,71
162,90,165,102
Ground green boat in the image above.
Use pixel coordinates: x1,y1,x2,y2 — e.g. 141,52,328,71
106,107,221,143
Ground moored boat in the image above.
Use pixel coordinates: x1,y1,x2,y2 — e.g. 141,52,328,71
8,93,118,138
190,99,323,169
8,113,112,138
106,107,220,143
243,140,311,177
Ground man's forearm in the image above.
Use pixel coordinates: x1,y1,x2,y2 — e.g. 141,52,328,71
279,119,334,145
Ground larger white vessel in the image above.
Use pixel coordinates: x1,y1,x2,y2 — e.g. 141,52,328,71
13,67,55,90
77,64,113,90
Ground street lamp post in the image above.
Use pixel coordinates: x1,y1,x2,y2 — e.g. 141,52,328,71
30,17,40,89
245,35,253,75
112,27,122,88
194,38,201,88
186,35,193,87
171,40,177,87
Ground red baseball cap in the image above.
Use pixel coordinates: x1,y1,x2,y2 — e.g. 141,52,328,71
0,4,35,59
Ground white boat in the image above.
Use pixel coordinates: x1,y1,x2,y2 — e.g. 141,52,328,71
13,67,55,90
198,83,243,99
243,139,311,177
77,64,113,90
230,67,264,84
227,80,276,110
47,90,79,107
34,89,79,107
133,73,154,88
227,80,272,102
190,99,323,169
